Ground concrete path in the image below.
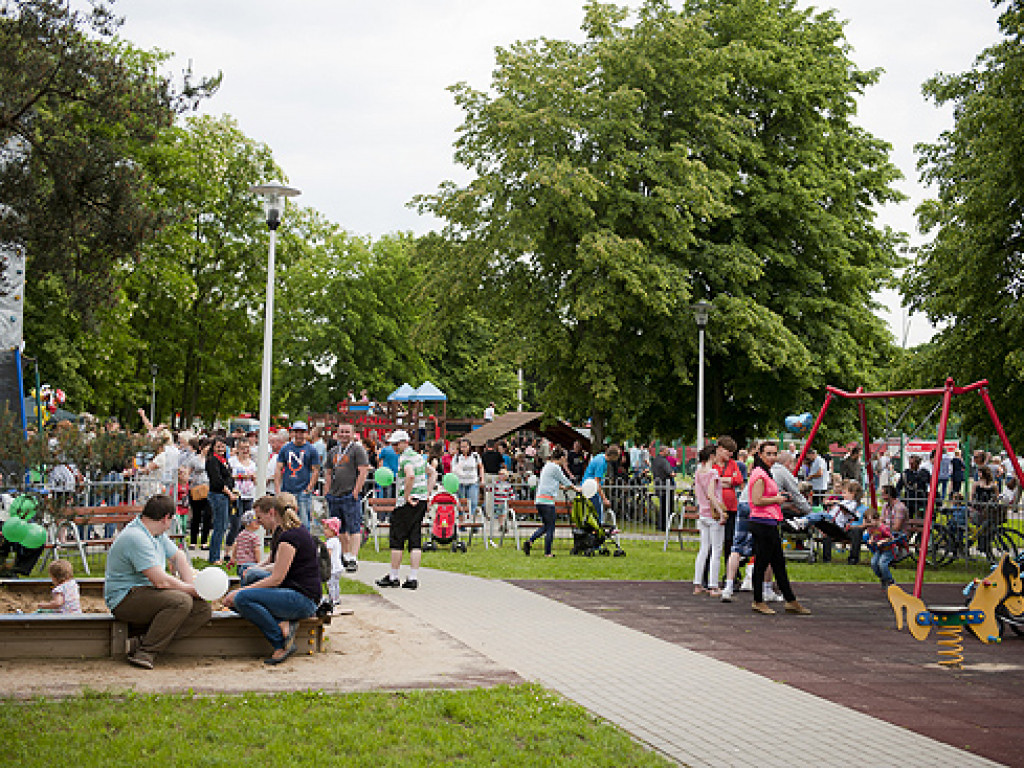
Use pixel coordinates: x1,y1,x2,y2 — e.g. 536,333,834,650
352,562,1003,767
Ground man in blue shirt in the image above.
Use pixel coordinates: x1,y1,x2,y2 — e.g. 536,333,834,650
275,421,320,528
377,438,400,499
583,444,621,524
104,494,211,669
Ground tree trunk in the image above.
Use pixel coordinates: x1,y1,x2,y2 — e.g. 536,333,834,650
591,408,606,451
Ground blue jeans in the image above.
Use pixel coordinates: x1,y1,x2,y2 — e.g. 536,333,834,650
589,493,604,524
241,566,271,586
528,503,557,555
208,492,230,563
233,587,317,650
871,549,895,585
293,491,312,528
458,483,479,519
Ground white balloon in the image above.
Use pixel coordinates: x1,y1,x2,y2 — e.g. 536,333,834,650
581,478,599,498
527,473,538,487
194,566,230,601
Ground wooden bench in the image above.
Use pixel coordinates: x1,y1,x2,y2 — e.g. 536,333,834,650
366,495,494,550
663,500,700,551
506,499,573,550
0,610,330,659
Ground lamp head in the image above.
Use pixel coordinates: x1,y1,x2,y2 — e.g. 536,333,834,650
692,299,711,329
250,181,301,231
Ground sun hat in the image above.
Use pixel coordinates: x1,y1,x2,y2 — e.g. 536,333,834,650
388,429,410,444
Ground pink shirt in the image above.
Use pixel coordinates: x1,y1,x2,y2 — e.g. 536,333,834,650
232,528,260,565
694,466,721,519
748,466,782,522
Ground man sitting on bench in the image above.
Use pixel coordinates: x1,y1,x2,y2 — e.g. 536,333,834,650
104,494,211,669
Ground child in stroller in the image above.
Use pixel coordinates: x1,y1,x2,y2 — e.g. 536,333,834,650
570,491,625,557
423,491,467,553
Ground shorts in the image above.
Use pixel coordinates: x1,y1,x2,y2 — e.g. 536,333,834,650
326,493,363,534
731,502,754,557
389,499,427,551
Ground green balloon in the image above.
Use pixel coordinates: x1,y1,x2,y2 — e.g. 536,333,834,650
10,494,39,521
2,516,29,544
21,523,47,550
374,467,395,487
442,472,460,494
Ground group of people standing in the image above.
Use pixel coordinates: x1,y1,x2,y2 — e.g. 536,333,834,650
691,436,812,616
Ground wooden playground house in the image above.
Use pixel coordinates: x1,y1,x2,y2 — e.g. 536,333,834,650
306,381,448,449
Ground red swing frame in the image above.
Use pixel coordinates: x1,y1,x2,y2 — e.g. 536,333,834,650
793,378,1024,598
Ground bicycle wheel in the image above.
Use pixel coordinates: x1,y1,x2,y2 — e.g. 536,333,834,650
997,526,1024,559
984,527,1020,565
910,527,953,568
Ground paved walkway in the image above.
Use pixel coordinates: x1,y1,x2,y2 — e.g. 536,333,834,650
352,563,1003,767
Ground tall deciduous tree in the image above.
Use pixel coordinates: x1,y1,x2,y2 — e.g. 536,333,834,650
903,0,1024,443
1,0,217,415
418,0,903,445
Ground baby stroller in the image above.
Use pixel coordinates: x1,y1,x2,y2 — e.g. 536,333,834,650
423,491,467,553
570,492,625,557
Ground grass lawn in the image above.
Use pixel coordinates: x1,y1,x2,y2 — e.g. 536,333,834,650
356,535,999,585
0,685,672,768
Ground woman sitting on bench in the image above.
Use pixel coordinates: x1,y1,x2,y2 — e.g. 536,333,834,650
223,495,320,665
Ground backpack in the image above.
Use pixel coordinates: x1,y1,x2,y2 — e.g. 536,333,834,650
313,535,332,583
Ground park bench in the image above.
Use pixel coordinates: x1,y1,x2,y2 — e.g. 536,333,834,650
663,500,700,551
365,495,493,551
506,499,573,550
0,609,330,660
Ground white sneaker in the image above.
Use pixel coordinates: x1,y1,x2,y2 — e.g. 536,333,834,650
764,587,785,603
788,517,808,530
720,587,734,603
739,576,753,592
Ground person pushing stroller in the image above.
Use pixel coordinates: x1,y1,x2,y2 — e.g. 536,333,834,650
524,447,579,557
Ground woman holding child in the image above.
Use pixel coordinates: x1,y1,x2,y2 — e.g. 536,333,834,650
223,495,320,665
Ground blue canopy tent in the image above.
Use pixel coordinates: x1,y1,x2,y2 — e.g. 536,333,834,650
413,381,446,401
386,383,416,401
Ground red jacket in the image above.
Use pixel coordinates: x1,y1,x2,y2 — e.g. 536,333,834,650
712,459,743,512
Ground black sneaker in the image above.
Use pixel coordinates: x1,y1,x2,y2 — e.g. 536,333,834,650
402,579,418,590
375,575,401,588
344,560,358,573
523,540,531,556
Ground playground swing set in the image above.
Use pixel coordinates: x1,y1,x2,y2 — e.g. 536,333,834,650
793,378,1024,668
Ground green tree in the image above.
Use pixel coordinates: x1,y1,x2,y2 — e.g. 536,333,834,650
903,0,1024,443
1,0,218,416
417,0,903,445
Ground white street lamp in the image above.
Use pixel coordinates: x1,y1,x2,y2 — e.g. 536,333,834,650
693,299,711,448
251,181,301,497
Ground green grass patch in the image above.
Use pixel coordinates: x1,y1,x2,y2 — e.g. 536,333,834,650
358,536,999,584
0,685,671,767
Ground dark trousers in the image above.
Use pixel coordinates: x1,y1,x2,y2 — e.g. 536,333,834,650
528,503,558,555
112,586,212,655
189,495,212,546
749,520,796,603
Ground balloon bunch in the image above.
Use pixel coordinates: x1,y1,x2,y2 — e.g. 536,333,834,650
38,384,66,415
1,494,47,549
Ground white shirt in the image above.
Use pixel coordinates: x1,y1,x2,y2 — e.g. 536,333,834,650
483,405,495,421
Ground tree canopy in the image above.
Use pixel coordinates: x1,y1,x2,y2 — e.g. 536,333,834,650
418,0,904,444
902,0,1024,443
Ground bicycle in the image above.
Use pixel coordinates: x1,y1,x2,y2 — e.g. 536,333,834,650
927,503,1021,567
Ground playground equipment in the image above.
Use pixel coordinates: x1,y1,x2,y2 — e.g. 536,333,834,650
887,554,1023,668
794,378,1024,599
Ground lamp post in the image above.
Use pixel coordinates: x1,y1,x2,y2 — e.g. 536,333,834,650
149,364,158,426
251,181,301,497
693,300,711,447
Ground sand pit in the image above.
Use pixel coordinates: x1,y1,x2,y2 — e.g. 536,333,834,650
0,594,521,698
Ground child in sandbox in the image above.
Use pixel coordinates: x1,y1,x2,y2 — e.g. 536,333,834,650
37,559,82,614
227,511,261,578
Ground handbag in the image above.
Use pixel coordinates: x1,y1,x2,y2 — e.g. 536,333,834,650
190,483,209,501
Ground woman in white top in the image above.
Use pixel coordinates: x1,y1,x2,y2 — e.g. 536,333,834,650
451,438,484,521
228,440,257,548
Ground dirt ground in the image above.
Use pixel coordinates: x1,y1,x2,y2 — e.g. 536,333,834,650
0,594,520,698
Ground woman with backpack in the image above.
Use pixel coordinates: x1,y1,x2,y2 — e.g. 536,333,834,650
223,494,321,665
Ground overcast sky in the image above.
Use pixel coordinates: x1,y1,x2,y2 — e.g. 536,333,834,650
114,0,1003,347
